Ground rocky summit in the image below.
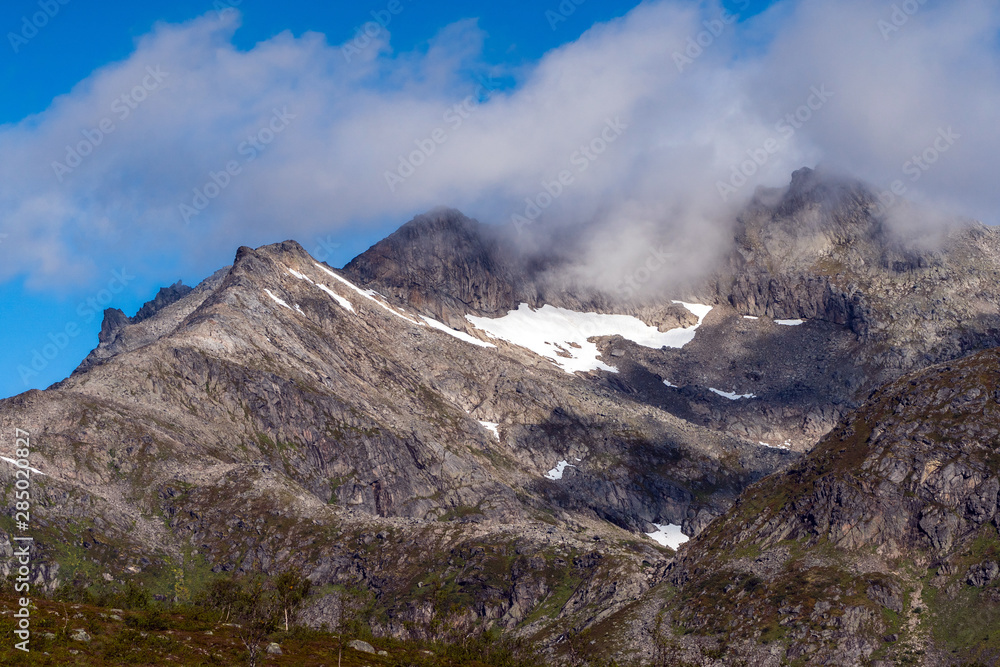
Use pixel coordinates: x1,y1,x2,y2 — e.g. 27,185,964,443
3,168,1000,664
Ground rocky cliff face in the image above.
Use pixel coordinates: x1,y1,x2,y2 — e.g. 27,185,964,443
77,272,226,372
343,169,1000,453
597,347,1000,665
0,238,788,651
342,208,520,325
3,167,1000,662
716,167,1000,374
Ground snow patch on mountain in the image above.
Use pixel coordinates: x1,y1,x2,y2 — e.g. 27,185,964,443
317,284,355,312
466,302,713,374
709,388,756,400
674,302,713,327
421,316,496,349
315,263,422,325
1,456,47,477
759,441,791,450
645,523,688,550
544,460,575,480
479,421,500,439
264,289,293,311
310,264,499,350
287,266,355,312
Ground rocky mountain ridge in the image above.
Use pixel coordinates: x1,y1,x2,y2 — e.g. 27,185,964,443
593,346,1000,665
0,236,789,654
339,169,1000,454
2,167,1000,663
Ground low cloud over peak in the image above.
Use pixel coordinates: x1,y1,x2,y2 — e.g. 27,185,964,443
1,0,998,294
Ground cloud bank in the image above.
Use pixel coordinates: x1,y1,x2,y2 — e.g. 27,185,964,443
1,0,998,295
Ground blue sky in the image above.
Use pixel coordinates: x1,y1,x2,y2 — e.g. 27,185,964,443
0,0,771,399
0,0,995,399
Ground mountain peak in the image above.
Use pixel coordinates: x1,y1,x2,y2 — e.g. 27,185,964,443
342,209,517,322
398,206,480,236
235,240,312,265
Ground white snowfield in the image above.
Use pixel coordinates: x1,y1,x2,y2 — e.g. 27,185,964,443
264,289,293,311
291,267,713,362
317,284,355,312
544,460,575,480
286,264,496,348
315,263,422,325
421,316,496,349
645,523,689,550
709,388,756,400
466,301,713,374
479,421,500,439
759,441,791,450
663,379,678,388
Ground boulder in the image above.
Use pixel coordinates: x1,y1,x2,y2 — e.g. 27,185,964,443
348,639,377,654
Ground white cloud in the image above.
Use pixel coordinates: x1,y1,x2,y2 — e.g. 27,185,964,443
0,0,997,294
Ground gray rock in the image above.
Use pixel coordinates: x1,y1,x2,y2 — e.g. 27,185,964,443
968,561,1000,587
348,639,376,654
266,642,282,655
7,169,1000,666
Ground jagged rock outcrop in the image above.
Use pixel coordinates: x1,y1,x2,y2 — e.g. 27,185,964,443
716,167,1000,371
0,238,791,652
96,281,194,346
98,308,130,344
599,346,1000,665
341,171,1000,454
4,168,1000,663
133,280,193,322
74,270,228,373
342,208,520,325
